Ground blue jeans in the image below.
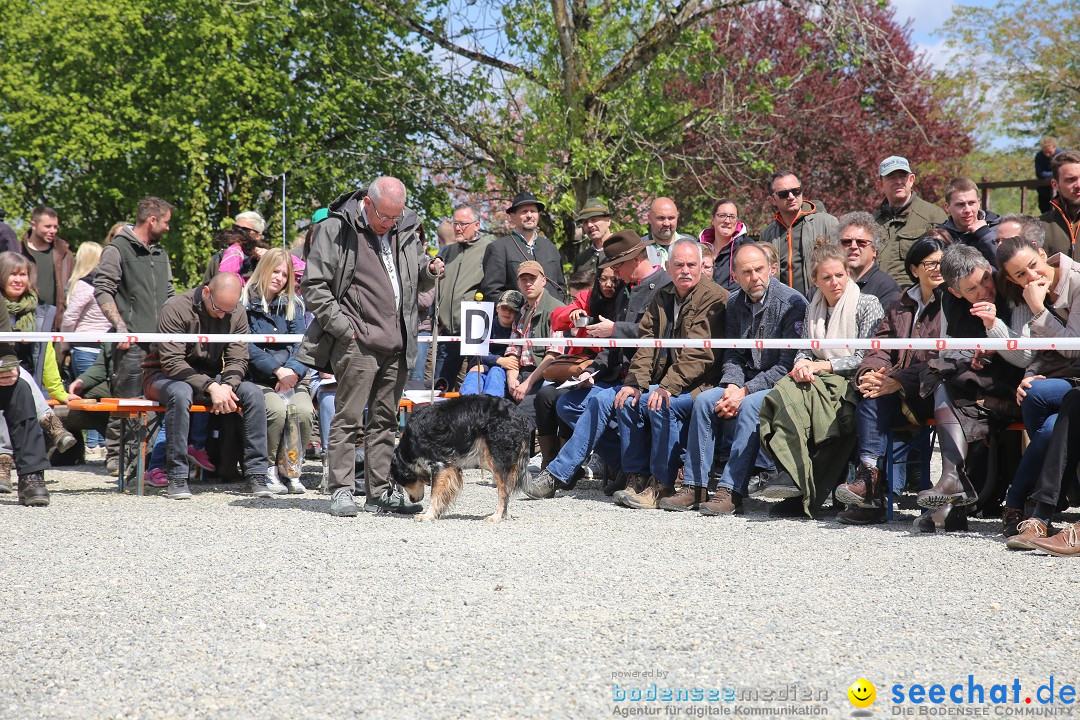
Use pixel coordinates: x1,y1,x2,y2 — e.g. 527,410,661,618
547,385,621,484
616,385,695,487
713,389,772,494
855,393,902,463
411,332,432,382
1008,377,1071,508
460,365,507,397
71,347,104,447
316,388,336,450
683,387,766,489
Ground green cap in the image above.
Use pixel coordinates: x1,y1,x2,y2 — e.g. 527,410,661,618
576,198,611,222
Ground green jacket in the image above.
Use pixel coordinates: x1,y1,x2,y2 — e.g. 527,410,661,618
1040,198,1079,259
93,225,175,333
759,201,838,299
436,233,494,334
874,193,948,286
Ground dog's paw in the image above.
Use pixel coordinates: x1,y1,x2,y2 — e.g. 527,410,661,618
415,513,436,523
484,513,504,523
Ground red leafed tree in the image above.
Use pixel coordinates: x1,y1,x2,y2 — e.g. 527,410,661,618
671,1,972,230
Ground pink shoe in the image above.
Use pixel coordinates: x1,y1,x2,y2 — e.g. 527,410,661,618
187,446,216,472
145,468,169,488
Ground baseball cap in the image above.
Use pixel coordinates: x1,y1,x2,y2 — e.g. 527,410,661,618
878,156,912,177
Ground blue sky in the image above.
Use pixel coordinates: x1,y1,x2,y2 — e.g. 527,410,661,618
891,0,998,67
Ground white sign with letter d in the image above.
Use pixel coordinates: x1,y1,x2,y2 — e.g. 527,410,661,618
460,301,495,356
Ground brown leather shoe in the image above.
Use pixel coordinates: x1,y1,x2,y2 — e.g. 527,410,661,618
1031,522,1080,556
699,487,742,516
659,484,707,511
612,473,649,506
835,463,881,508
1002,507,1024,538
1005,518,1050,550
917,470,977,509
622,477,673,510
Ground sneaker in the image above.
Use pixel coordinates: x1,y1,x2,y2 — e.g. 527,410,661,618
527,453,543,475
1002,507,1024,538
612,473,649,507
0,453,13,494
1005,518,1050,550
758,470,802,500
523,469,563,500
835,464,880,508
83,446,106,462
699,487,741,516
168,476,193,500
659,484,707,511
145,468,169,488
17,472,49,507
265,467,289,495
248,474,275,498
746,468,778,498
364,485,423,514
1031,522,1080,556
621,477,674,510
768,496,807,518
284,476,307,494
187,446,216,472
569,454,606,489
329,487,359,517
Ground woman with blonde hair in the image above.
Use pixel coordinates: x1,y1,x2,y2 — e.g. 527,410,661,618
241,250,314,493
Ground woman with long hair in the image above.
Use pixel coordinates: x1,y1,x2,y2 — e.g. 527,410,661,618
61,241,111,458
241,249,314,494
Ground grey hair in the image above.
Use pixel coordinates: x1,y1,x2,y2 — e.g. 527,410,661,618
670,238,703,262
367,176,407,206
836,211,884,252
941,243,991,292
997,214,1045,249
234,211,266,234
452,203,482,227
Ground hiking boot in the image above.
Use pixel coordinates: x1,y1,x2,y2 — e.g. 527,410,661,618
602,470,628,496
329,488,359,517
145,468,169,488
621,477,673,510
759,470,802,500
1031,522,1080,556
768,496,807,518
612,473,649,506
699,487,742,516
523,469,566,500
365,485,423,514
41,412,76,453
249,474,275,498
265,467,289,495
835,464,882,508
1002,507,1024,538
168,476,192,500
917,470,977,509
837,504,886,525
1005,518,1050,550
659,484,707,511
17,472,49,507
0,453,13,494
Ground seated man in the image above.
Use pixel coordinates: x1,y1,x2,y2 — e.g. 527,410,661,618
613,239,728,510
142,273,273,500
669,243,807,514
837,211,901,309
504,260,563,426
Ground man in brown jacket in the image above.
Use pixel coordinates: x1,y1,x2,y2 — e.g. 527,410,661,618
612,239,729,510
21,206,74,329
142,273,272,500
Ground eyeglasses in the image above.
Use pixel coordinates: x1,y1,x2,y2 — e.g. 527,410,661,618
368,198,404,223
713,213,738,221
451,220,478,228
773,187,802,199
920,260,941,271
206,289,233,315
839,238,872,248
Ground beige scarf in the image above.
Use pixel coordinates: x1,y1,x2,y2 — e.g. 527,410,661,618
805,279,860,360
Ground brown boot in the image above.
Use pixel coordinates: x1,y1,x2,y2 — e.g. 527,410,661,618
622,477,673,510
835,464,881,508
699,487,742,516
0,453,13,494
917,469,977,509
659,484,707,511
612,473,649,506
41,412,77,453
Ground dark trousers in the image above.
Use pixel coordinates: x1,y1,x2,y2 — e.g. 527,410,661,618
0,379,49,475
106,343,148,466
1030,387,1080,509
146,375,269,480
435,337,463,389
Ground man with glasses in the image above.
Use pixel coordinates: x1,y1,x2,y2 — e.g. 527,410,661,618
873,155,947,286
143,272,273,500
298,177,443,518
480,192,565,302
758,170,838,298
571,197,614,274
434,204,493,388
837,211,900,308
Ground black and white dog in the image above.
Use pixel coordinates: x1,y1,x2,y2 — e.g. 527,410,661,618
390,395,531,522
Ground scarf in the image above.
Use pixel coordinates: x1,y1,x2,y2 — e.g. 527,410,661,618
805,280,860,360
5,293,38,333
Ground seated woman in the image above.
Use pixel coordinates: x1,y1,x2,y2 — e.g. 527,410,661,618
242,249,315,494
460,290,521,397
833,236,946,524
755,239,884,517
994,233,1080,537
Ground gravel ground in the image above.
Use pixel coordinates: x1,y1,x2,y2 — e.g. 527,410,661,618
1,459,1077,720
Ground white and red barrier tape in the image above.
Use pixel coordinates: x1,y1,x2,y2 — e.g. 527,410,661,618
4,331,1078,352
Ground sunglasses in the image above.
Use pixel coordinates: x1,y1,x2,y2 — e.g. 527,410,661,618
839,238,872,248
773,187,802,199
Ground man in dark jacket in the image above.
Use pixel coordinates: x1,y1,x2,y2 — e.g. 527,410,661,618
758,170,838,298
571,197,613,274
613,239,729,510
1039,149,1080,258
874,155,948,285
838,211,901,308
20,206,74,329
479,192,565,301
676,244,808,515
1035,137,1061,215
297,177,442,518
523,230,672,500
938,177,1000,265
142,273,272,500
0,207,18,254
